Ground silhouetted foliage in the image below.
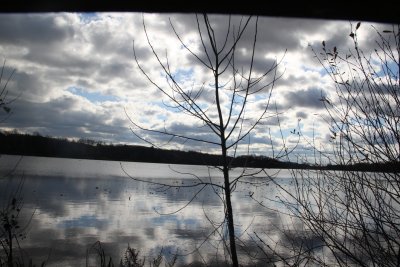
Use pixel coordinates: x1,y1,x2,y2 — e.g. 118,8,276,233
0,60,15,121
275,23,400,266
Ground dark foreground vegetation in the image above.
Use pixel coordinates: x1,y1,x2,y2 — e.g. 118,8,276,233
1,131,399,172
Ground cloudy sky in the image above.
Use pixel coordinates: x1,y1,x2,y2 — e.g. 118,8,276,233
0,13,391,161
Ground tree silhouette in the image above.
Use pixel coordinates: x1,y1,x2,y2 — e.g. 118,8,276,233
274,23,400,266
0,60,15,120
127,14,285,266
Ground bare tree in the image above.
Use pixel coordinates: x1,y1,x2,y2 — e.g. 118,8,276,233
272,23,400,266
0,60,35,267
0,60,15,120
128,14,284,266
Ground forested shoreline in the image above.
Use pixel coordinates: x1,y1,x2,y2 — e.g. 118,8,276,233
0,131,297,168
1,131,398,172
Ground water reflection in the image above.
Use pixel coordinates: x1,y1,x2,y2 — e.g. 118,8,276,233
0,155,307,266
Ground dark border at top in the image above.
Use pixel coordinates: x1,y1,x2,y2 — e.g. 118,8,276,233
0,1,399,24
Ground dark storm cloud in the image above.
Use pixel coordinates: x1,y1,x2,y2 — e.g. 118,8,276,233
169,14,326,54
232,52,278,78
284,88,326,109
2,96,130,142
278,70,323,88
307,22,393,59
0,14,74,45
4,98,81,129
161,121,219,143
131,43,152,62
159,15,332,78
25,47,96,74
296,111,308,119
253,17,329,53
92,62,132,88
256,101,285,114
261,115,286,127
156,15,260,73
249,134,279,147
85,24,136,61
8,71,46,101
0,13,137,95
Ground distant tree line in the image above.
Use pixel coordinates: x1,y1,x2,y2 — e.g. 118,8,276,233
0,131,287,167
1,131,398,172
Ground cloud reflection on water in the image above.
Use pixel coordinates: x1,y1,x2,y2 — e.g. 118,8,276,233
0,155,317,266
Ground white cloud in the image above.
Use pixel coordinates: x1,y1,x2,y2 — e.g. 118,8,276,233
0,12,391,161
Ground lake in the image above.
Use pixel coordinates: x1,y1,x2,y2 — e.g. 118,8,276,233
0,155,301,266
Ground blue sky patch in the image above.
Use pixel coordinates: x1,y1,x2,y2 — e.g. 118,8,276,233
172,68,194,83
68,87,120,103
374,60,398,78
79,13,100,24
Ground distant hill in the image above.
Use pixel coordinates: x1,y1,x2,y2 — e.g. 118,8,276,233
1,132,398,172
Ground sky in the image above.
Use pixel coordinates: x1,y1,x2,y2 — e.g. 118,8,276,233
0,13,392,161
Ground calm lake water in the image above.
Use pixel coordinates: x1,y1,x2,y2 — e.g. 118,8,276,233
0,155,300,266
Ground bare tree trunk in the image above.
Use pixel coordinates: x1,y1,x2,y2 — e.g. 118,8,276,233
222,146,238,267
131,14,283,266
214,46,239,266
8,229,13,267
